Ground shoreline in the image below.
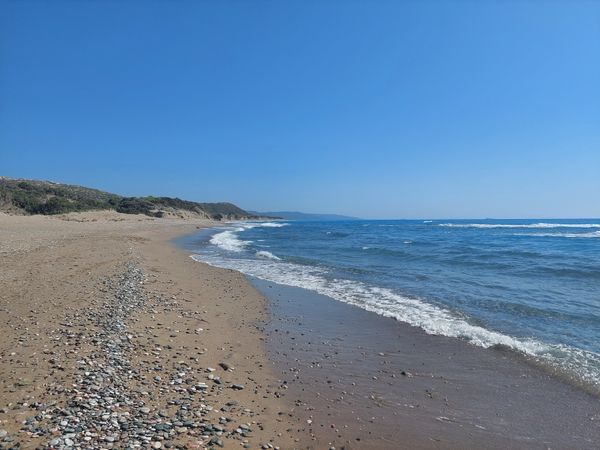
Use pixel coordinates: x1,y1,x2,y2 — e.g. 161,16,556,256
252,278,600,449
178,223,600,396
179,224,600,449
181,220,600,396
2,212,599,449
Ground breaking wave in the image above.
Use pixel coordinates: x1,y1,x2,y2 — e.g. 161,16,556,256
209,222,288,252
209,228,250,252
251,222,289,228
192,250,600,387
255,250,281,260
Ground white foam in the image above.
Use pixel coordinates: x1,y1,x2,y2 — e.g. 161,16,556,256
514,231,600,239
253,222,289,228
209,228,250,252
255,250,281,260
439,223,600,229
209,222,288,252
191,252,600,387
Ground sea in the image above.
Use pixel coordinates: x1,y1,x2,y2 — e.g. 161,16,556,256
186,219,600,390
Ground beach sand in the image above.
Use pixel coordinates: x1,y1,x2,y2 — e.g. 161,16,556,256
1,212,599,449
0,212,298,449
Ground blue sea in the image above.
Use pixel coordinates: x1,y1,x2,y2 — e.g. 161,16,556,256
188,219,600,389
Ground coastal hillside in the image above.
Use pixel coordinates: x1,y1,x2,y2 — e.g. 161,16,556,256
0,177,259,220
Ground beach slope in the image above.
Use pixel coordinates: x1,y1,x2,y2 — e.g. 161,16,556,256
0,212,297,449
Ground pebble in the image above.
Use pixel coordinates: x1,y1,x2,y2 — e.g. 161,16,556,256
7,262,284,450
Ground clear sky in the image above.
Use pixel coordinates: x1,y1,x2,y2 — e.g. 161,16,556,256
1,1,598,219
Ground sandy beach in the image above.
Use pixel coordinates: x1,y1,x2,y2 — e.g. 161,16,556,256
1,212,599,450
0,212,299,449
3,0,598,448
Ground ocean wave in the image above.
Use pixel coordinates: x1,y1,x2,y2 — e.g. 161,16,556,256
240,222,288,228
255,250,281,260
514,231,600,239
325,231,350,237
209,228,251,252
254,222,289,228
210,222,289,251
230,222,289,230
190,252,600,387
439,223,600,229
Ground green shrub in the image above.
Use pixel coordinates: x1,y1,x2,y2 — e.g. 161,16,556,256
1,178,257,219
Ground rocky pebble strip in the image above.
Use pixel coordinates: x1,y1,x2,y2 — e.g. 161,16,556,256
1,262,282,450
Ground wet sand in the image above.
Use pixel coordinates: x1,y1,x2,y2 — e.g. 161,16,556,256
252,279,600,449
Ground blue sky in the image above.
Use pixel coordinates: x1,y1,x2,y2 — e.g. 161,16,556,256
1,1,598,219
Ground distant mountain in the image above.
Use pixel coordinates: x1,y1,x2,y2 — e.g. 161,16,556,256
0,177,261,220
251,211,361,221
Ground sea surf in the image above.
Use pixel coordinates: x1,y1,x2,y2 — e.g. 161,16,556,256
186,219,600,391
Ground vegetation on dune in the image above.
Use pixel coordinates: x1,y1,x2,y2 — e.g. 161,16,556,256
115,197,163,217
139,196,249,217
0,177,259,220
5,180,120,215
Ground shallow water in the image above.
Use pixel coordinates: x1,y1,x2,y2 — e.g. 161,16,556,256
184,219,600,389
